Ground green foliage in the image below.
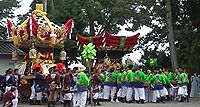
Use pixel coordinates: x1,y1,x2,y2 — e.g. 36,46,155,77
0,0,20,20
46,0,134,35
81,43,97,60
0,0,20,40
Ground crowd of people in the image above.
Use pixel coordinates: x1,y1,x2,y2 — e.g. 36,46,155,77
0,62,200,107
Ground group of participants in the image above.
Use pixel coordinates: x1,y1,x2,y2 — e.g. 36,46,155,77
0,63,193,107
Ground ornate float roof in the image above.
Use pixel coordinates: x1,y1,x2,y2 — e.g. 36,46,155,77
7,4,73,48
77,31,140,59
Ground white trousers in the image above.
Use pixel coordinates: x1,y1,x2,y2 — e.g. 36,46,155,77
121,86,127,98
134,87,145,101
103,85,111,100
126,87,133,102
110,86,117,101
145,88,153,102
30,85,42,100
78,91,87,107
93,92,99,99
73,93,79,106
64,93,72,101
59,92,64,102
162,87,169,96
178,85,188,96
12,98,18,107
152,89,165,102
168,87,174,96
117,88,122,97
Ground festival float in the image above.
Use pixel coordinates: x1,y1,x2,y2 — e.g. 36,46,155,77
77,31,140,68
7,4,73,76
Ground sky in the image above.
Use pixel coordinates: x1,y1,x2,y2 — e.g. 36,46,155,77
13,0,152,67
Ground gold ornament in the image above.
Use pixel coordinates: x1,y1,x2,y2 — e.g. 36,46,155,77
125,57,133,66
50,33,57,46
29,44,37,59
11,50,18,61
104,54,111,66
12,35,19,47
60,48,67,61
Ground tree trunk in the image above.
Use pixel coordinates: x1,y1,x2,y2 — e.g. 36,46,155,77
166,0,178,70
89,21,95,36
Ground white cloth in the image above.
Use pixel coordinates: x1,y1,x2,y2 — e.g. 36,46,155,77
145,88,153,102
162,87,169,96
5,86,11,93
126,87,133,102
152,88,166,102
103,85,111,100
121,86,127,98
178,85,188,96
12,98,18,107
190,76,198,97
30,85,36,100
78,91,87,107
36,92,42,100
64,93,72,101
93,92,99,99
30,84,42,100
110,86,117,101
72,93,79,107
134,87,145,101
117,88,122,97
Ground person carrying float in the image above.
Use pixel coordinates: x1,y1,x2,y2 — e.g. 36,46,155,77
144,70,154,103
162,70,171,101
29,66,45,105
177,68,189,102
120,67,127,103
92,68,102,106
71,67,80,107
103,70,111,101
167,69,176,100
62,68,73,107
47,66,61,107
4,69,16,93
116,68,123,102
76,69,90,107
3,86,18,107
133,66,146,104
109,67,118,102
150,70,166,103
98,69,106,100
125,65,135,103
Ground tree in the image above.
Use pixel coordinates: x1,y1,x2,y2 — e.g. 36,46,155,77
166,0,178,70
0,0,20,40
45,0,134,35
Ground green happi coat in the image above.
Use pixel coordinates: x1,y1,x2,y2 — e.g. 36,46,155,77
150,73,166,84
134,70,146,82
178,72,189,84
146,73,153,82
121,71,127,83
162,73,170,85
168,72,175,81
110,72,118,83
100,73,106,83
77,72,90,86
126,70,135,82
105,73,111,83
117,72,122,84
